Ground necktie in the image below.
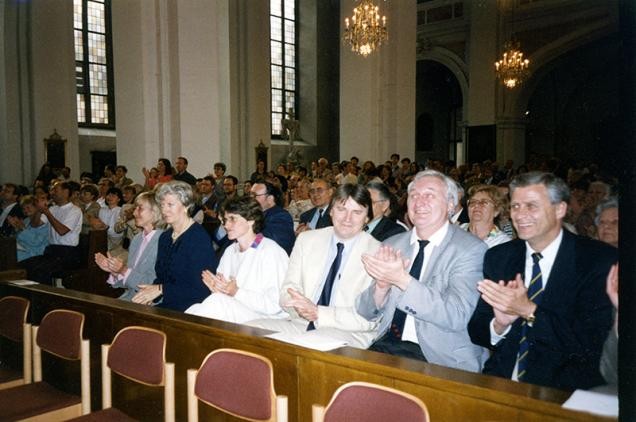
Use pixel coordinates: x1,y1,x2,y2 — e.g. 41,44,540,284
387,240,429,340
307,242,344,331
517,252,543,381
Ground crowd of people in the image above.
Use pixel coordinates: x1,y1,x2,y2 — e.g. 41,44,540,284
0,153,620,392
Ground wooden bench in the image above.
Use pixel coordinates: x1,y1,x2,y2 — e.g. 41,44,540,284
0,282,615,422
0,236,19,271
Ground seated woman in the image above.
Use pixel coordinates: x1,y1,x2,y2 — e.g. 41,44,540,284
91,187,125,252
186,196,288,323
79,184,100,235
132,181,218,311
461,184,511,248
95,192,164,301
7,195,49,262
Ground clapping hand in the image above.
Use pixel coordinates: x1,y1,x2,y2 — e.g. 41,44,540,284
283,288,318,321
201,270,238,296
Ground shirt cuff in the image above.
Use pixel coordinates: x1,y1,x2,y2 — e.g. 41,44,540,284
489,318,511,346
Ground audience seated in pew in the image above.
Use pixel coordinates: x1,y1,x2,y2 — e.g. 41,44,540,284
6,195,49,262
248,184,381,349
186,196,288,323
95,191,164,301
132,181,218,311
19,181,83,284
90,187,125,254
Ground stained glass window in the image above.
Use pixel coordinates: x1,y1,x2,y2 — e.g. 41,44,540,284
270,0,296,137
74,0,115,128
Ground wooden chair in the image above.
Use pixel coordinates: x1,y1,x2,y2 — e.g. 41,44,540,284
69,326,175,421
312,381,430,422
0,296,31,390
0,309,90,421
187,348,288,422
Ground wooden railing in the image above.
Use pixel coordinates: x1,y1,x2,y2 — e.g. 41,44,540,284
0,281,613,422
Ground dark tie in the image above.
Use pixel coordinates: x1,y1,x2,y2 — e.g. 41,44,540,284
387,240,429,340
517,252,543,381
307,242,344,331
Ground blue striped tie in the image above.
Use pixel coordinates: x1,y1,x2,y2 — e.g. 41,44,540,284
517,252,543,381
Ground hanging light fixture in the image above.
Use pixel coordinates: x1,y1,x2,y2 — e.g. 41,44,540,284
344,0,388,57
495,2,530,89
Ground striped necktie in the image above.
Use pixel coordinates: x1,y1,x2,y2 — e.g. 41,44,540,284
517,252,543,381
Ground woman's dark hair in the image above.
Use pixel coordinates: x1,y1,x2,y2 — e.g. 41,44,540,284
366,181,399,220
221,196,265,234
106,187,124,206
158,158,174,176
331,183,373,221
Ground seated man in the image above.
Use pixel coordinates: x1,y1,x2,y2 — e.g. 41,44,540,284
250,182,295,255
296,178,333,234
248,184,380,348
468,172,617,390
19,181,83,284
357,170,488,372
0,183,27,237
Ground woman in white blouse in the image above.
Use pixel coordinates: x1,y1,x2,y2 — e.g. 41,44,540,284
91,187,124,252
186,196,289,323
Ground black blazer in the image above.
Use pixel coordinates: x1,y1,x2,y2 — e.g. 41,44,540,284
299,206,332,229
0,203,25,237
468,230,617,390
369,217,406,242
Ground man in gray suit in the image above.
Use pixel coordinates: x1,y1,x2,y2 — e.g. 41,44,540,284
357,170,489,372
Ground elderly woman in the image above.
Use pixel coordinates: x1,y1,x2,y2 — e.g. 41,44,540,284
132,181,218,311
461,184,511,248
365,181,406,241
95,192,164,301
7,195,49,262
595,197,618,248
185,196,288,322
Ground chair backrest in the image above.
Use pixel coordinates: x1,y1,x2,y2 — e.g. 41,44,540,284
103,326,174,422
0,296,29,342
108,326,167,385
316,381,429,422
36,309,84,360
189,348,285,422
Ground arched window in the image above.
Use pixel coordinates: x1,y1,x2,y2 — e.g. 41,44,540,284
74,0,115,128
270,0,297,138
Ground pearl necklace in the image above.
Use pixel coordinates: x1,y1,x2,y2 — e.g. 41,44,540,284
171,218,194,241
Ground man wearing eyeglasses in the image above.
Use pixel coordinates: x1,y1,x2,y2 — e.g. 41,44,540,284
250,182,295,255
296,178,333,235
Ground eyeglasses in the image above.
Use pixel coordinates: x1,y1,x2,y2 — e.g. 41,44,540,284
372,199,388,204
249,192,268,198
309,188,326,195
221,215,243,225
468,199,494,208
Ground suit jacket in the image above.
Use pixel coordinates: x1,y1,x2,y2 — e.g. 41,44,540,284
299,205,332,229
0,203,25,236
357,224,489,372
369,217,406,242
281,227,381,347
173,170,197,185
467,230,617,390
263,206,295,255
155,223,218,311
111,229,163,301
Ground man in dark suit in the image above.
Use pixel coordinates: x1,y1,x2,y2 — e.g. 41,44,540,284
0,183,27,236
296,178,333,234
365,181,405,241
468,172,617,390
173,156,197,185
250,181,295,255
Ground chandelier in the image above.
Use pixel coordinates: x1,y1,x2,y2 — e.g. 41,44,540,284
495,40,530,89
344,0,388,57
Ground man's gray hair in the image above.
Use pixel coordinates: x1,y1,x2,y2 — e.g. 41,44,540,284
407,169,458,211
509,172,570,204
595,197,618,226
155,180,196,213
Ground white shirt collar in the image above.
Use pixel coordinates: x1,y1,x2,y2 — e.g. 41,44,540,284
409,221,449,247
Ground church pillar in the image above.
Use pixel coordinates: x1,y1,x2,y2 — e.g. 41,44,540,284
496,117,526,168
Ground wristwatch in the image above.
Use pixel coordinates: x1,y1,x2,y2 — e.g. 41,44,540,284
525,312,536,324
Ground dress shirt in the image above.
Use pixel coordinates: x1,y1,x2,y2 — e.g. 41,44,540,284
0,202,16,226
488,229,564,380
402,222,450,343
365,217,382,234
311,232,361,304
308,206,328,229
48,202,83,246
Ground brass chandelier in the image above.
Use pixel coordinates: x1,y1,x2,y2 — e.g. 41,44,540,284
495,39,530,89
344,0,388,57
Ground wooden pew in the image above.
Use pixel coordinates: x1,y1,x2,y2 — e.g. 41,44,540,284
0,281,614,422
0,236,19,270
